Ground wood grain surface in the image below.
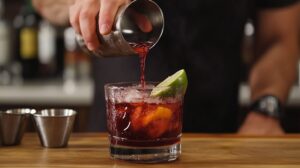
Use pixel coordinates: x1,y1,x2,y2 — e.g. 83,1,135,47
1,133,300,168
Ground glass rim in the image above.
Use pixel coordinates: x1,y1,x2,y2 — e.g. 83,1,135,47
104,81,157,85
104,81,171,91
104,82,184,101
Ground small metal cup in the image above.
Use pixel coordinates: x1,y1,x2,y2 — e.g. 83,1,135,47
33,109,76,148
0,109,36,146
76,0,164,57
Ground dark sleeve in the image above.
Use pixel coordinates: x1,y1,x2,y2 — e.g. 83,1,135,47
257,0,299,8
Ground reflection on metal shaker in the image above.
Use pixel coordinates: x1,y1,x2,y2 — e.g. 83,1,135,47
76,0,164,57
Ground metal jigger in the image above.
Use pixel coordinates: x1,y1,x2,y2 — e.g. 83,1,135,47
33,109,76,148
0,109,36,146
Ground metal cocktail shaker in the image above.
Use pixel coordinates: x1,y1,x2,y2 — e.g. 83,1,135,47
76,0,164,57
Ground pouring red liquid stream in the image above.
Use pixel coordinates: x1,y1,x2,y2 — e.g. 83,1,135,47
130,42,152,88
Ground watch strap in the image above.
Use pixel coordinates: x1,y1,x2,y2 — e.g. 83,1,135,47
249,95,283,119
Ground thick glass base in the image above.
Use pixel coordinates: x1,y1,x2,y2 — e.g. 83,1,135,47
110,143,181,163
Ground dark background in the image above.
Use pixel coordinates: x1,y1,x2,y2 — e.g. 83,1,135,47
1,0,300,132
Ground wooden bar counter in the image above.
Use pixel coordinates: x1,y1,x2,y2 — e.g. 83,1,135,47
1,133,300,167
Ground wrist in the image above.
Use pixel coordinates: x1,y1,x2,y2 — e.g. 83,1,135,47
247,111,281,124
239,111,284,135
249,95,284,119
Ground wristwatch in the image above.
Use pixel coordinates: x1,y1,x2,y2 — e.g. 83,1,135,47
249,95,283,119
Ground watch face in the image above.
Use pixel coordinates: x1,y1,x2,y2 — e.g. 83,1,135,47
255,96,281,118
259,96,278,114
251,95,282,118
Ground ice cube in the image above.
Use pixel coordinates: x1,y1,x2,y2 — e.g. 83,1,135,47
124,88,143,102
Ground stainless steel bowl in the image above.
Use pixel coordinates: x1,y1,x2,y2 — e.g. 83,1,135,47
0,109,36,146
33,109,77,148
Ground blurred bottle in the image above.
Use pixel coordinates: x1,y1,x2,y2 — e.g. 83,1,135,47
241,20,255,82
298,60,300,86
76,50,91,82
63,27,91,93
0,0,11,85
13,0,40,80
38,20,57,78
63,27,78,93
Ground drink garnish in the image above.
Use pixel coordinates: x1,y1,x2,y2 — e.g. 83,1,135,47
150,69,188,97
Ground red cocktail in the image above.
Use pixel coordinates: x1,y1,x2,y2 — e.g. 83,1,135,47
105,82,183,162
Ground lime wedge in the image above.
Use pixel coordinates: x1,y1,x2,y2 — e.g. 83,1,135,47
150,69,188,97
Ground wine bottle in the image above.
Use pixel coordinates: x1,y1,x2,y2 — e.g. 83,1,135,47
14,0,40,80
0,0,11,85
38,20,57,78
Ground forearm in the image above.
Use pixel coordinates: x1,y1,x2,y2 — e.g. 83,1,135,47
32,0,74,26
239,41,298,135
249,3,300,104
249,41,299,104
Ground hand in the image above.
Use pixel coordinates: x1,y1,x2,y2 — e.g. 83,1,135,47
238,112,284,136
69,0,152,51
69,0,127,51
32,0,74,26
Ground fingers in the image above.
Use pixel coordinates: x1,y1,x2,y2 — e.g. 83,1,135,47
98,0,124,35
68,0,130,50
69,0,100,51
79,3,100,50
69,4,80,34
129,10,153,33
